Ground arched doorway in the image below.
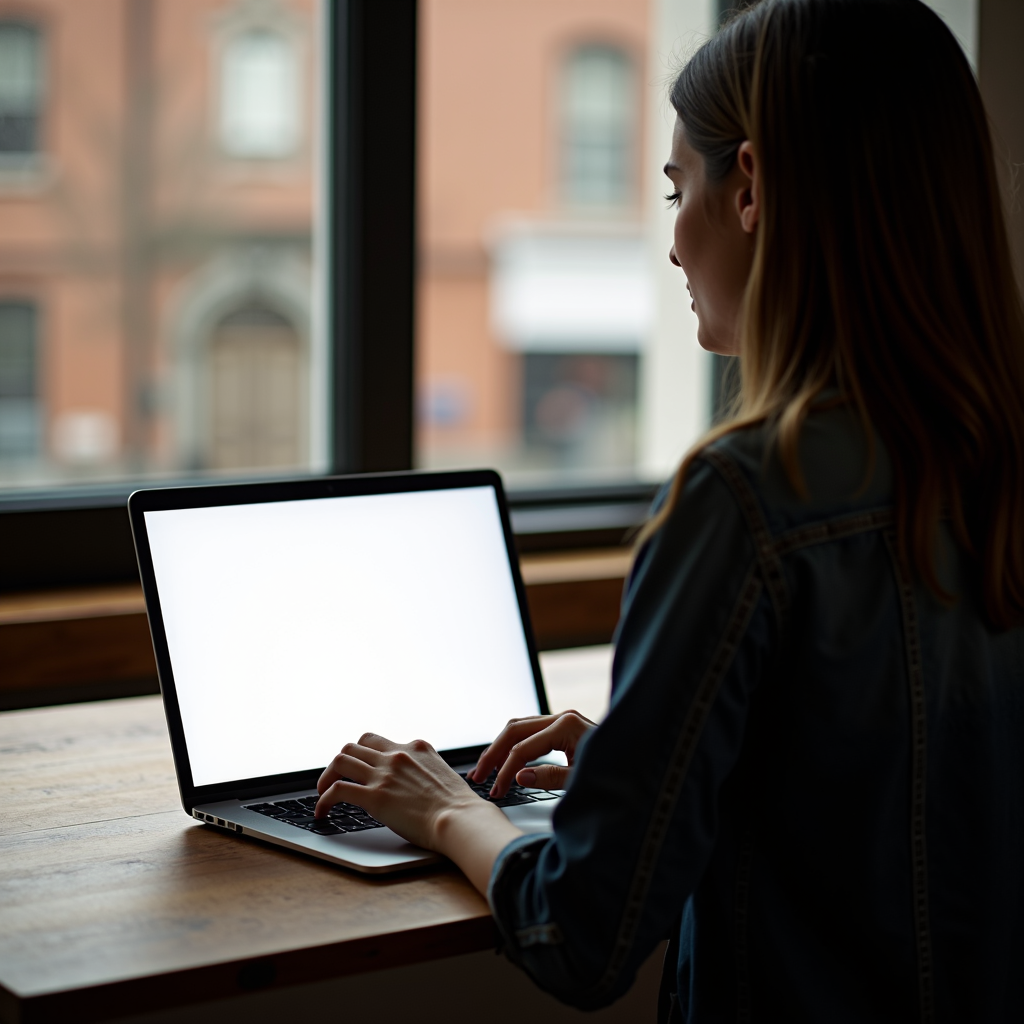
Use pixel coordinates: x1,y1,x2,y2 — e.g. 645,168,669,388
206,304,306,470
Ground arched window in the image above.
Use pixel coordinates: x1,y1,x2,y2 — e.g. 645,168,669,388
0,22,43,156
220,28,300,158
560,45,635,208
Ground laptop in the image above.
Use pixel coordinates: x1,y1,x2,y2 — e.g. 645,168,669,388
128,469,562,874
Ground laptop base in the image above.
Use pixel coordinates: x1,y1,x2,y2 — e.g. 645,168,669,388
194,783,558,874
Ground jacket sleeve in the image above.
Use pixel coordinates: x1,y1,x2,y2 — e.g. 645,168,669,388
487,455,778,1009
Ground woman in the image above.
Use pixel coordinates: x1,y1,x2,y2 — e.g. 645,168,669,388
315,1,1024,1019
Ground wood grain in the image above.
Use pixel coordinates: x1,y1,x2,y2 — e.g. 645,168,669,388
519,548,632,586
0,614,156,693
0,585,146,625
0,697,178,836
526,577,625,651
0,698,495,1023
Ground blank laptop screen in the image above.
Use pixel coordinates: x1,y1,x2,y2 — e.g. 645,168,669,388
144,485,541,788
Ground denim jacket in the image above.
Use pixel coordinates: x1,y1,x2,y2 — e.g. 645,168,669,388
488,404,1022,1023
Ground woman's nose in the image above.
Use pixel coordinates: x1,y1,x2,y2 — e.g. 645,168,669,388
669,247,681,268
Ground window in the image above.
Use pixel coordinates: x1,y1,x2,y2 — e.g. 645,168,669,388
0,0,321,490
0,2,418,597
560,45,635,209
220,28,301,158
0,301,40,460
0,22,43,158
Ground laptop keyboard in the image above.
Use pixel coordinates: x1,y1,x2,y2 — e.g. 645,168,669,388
243,771,563,836
245,796,385,836
457,770,564,806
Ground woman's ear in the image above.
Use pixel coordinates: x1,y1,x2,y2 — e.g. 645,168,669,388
735,140,760,235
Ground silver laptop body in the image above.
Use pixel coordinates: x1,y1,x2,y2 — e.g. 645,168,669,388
128,469,559,874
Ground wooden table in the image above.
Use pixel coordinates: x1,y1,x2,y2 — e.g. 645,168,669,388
0,650,657,1024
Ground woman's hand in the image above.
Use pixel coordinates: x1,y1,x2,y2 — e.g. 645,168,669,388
314,734,522,894
315,733,481,847
469,711,597,798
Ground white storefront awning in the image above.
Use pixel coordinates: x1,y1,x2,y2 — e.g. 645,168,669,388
490,223,653,352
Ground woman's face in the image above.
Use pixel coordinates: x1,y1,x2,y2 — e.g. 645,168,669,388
664,117,759,356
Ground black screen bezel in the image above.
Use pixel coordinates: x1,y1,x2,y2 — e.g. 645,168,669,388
127,468,550,813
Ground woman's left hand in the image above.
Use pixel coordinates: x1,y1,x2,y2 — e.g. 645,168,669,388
315,732,513,856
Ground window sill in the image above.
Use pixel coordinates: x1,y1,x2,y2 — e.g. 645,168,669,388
0,548,632,711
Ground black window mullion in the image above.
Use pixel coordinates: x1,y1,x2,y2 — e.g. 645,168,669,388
329,0,417,474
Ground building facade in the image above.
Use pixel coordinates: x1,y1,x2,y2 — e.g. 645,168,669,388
417,0,651,481
0,0,318,484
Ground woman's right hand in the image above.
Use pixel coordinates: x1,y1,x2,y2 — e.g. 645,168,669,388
469,711,596,798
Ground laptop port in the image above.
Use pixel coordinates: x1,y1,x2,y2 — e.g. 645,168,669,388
217,818,225,826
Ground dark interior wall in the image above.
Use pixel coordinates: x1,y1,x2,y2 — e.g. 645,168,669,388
978,0,1024,294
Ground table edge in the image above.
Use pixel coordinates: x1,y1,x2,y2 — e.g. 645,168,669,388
0,914,498,1024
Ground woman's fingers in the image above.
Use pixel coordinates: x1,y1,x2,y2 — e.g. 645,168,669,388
490,711,595,797
314,778,366,818
317,741,386,794
358,732,400,752
516,764,571,790
470,715,556,782
490,721,566,795
322,751,374,788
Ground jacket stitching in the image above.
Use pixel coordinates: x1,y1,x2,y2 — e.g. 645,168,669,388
515,922,565,948
883,530,935,1024
702,449,790,630
773,508,894,556
594,566,764,998
734,830,754,1023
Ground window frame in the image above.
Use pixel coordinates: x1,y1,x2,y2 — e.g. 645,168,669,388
0,0,656,597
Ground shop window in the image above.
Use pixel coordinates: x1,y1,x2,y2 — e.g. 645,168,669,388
523,353,638,472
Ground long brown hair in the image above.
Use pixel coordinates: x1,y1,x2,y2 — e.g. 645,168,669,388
644,0,1024,629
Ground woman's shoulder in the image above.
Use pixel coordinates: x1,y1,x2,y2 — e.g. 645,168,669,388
699,400,894,533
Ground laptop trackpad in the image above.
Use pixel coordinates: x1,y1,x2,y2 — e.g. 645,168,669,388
340,797,558,853
501,799,557,833
330,801,555,871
